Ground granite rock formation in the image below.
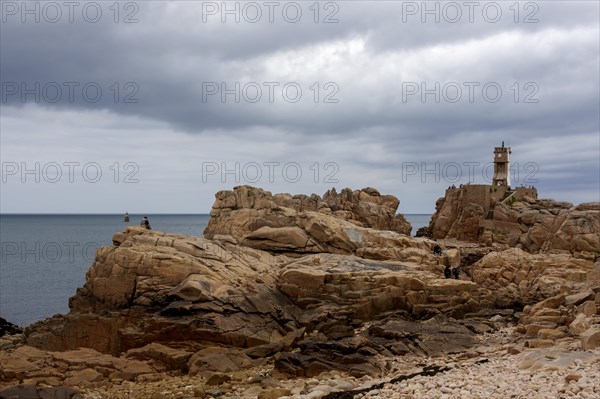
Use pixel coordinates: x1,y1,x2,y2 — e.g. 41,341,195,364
0,318,22,338
203,186,429,263
204,185,412,238
422,187,599,256
3,186,599,396
25,227,296,355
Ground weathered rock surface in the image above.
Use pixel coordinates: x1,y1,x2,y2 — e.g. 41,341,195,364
0,345,155,389
125,343,193,373
25,227,297,355
13,186,600,395
0,318,22,338
279,254,482,324
23,228,471,359
472,248,594,308
204,185,413,244
242,213,438,263
203,187,437,263
275,317,478,377
424,188,487,242
0,385,82,399
187,347,254,376
274,186,412,234
423,186,599,255
512,258,600,346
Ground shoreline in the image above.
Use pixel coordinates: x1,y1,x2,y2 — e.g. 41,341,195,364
3,326,597,399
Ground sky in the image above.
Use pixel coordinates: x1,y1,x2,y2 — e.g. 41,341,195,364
1,0,599,214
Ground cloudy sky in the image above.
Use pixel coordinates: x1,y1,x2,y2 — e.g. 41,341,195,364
1,0,598,214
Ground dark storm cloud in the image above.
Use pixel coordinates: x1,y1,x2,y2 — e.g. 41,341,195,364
0,1,598,212
1,1,597,134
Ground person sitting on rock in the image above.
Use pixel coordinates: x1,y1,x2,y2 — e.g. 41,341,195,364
452,266,460,280
432,245,442,256
141,216,151,230
444,265,452,279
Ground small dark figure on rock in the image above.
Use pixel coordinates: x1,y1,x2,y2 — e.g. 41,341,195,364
141,216,151,230
432,245,443,256
444,265,452,279
452,266,460,279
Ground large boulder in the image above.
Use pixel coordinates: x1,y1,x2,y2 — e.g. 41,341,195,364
203,186,436,263
423,187,599,255
0,346,156,388
0,318,22,338
425,188,486,242
275,317,477,377
204,185,412,240
278,254,482,325
471,248,594,308
243,211,437,263
25,227,297,355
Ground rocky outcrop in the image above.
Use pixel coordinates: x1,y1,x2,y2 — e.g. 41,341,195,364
204,185,412,239
514,259,600,349
0,318,22,337
23,227,470,357
274,186,412,235
25,227,297,355
203,186,431,262
471,248,594,308
517,202,600,255
278,254,482,325
425,189,486,242
423,187,599,255
275,317,476,377
6,185,600,396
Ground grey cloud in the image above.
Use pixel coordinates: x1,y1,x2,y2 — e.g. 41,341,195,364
0,1,598,212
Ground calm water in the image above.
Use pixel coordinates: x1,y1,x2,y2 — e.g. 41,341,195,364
0,214,431,326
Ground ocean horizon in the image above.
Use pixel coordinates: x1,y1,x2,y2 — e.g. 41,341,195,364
0,213,432,327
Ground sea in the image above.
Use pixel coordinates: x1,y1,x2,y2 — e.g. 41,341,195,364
0,214,432,327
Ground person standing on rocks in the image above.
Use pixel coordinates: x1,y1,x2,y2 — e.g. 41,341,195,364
444,265,452,279
141,216,151,230
452,266,460,279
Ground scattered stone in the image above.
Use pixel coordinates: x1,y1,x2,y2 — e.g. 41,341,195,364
205,372,231,386
569,314,592,335
126,342,193,372
188,347,255,376
580,327,600,350
193,386,206,398
566,290,595,307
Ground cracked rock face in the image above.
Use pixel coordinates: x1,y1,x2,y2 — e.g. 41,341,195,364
203,186,436,264
275,317,477,378
17,195,597,386
424,188,599,256
25,227,297,355
23,228,478,357
204,185,413,243
471,248,595,308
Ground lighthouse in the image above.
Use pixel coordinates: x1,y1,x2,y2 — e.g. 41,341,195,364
492,141,511,188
